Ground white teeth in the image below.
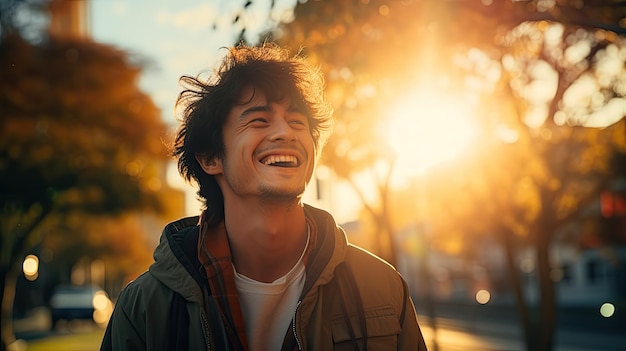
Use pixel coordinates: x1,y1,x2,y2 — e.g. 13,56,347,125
262,155,298,165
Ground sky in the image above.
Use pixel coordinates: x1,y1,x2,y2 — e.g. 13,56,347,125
90,0,296,125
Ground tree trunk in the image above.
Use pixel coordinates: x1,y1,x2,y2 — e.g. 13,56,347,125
377,163,398,267
419,246,439,351
501,230,534,351
380,215,398,267
536,230,557,351
1,268,17,351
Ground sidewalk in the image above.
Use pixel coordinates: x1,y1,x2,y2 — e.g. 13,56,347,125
417,301,626,351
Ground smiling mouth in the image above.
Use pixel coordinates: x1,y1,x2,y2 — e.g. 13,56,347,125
260,155,299,167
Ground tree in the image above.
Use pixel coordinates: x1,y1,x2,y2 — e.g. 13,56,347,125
406,4,626,351
422,117,625,349
256,1,626,350
0,34,170,349
458,17,626,350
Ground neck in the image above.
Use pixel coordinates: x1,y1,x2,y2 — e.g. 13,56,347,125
224,199,308,283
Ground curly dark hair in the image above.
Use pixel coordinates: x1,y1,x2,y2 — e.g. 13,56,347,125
172,43,334,226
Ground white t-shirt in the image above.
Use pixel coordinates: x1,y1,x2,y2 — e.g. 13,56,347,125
234,234,309,351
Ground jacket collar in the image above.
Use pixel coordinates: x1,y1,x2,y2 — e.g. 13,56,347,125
149,216,203,303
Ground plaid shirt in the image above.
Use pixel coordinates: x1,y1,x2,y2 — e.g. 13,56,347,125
197,211,317,351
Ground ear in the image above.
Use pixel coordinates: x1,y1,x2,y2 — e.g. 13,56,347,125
196,153,223,175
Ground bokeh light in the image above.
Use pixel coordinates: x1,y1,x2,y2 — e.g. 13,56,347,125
600,303,615,318
92,290,114,326
475,289,491,304
22,255,39,281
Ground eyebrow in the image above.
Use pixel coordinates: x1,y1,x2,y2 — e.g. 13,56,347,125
240,105,271,119
239,102,306,120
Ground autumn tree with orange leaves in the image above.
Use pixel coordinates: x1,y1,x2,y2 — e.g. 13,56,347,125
0,33,177,349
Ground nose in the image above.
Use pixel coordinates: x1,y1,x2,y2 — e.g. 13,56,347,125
269,119,296,142
269,107,296,142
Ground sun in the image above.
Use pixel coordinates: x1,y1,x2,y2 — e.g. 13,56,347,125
383,87,478,183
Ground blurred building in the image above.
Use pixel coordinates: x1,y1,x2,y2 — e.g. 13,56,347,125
394,183,626,313
546,178,626,308
396,228,626,310
48,0,90,38
541,245,626,307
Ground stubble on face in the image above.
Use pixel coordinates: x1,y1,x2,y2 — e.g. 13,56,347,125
220,155,311,201
257,179,308,200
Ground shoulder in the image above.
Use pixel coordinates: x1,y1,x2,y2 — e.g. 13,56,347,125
342,244,408,301
345,244,400,276
115,271,175,313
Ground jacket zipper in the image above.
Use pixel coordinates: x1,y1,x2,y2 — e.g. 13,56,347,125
292,300,303,350
201,312,211,351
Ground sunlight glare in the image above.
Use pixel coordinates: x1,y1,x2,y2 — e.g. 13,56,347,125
384,89,478,182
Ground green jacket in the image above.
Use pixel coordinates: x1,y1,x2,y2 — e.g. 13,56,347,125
101,205,427,351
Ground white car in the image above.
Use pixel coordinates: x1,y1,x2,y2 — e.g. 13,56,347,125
49,285,113,328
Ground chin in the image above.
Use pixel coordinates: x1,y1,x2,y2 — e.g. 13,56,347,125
258,185,306,199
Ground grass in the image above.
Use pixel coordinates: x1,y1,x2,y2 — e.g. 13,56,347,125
25,328,105,351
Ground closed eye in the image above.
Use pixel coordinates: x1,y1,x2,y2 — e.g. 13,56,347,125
241,105,271,126
289,119,307,127
247,116,269,127
287,114,310,129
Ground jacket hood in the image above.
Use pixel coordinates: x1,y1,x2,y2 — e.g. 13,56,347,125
301,204,349,294
149,216,204,304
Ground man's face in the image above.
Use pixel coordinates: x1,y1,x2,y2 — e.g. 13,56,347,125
204,87,316,201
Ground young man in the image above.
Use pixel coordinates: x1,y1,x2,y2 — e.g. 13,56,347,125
101,43,428,351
